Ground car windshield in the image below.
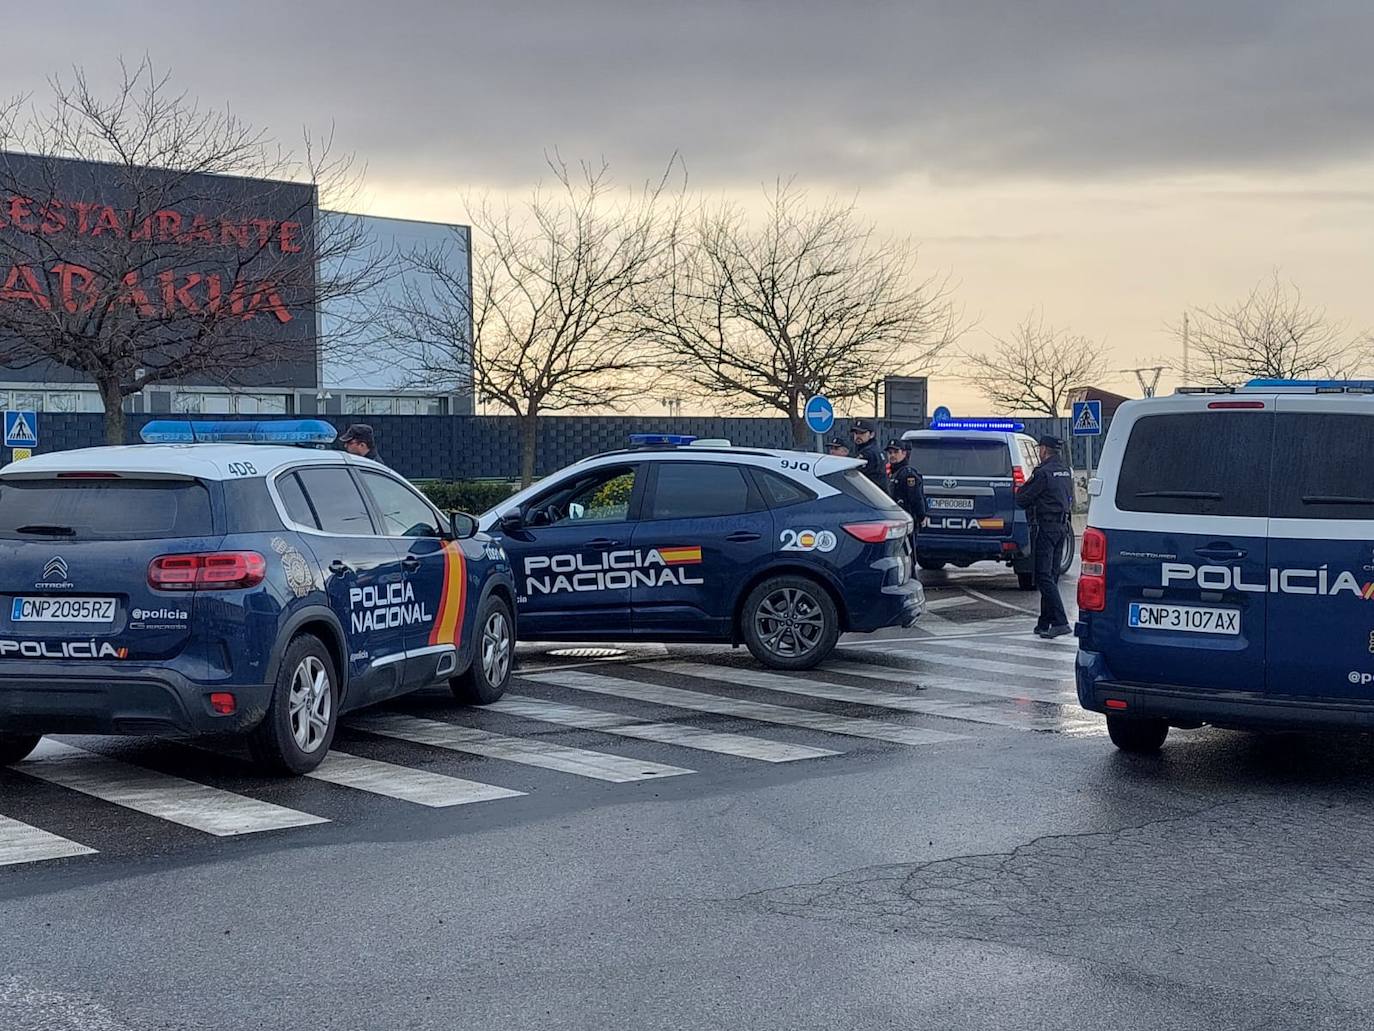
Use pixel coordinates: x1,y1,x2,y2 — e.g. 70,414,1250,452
0,477,214,540
906,438,1011,477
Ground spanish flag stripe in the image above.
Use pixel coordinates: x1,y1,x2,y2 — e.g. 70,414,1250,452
659,546,702,564
428,543,468,647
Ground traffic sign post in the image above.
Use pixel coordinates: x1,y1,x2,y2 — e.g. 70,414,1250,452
1071,400,1103,481
4,410,38,449
804,394,834,452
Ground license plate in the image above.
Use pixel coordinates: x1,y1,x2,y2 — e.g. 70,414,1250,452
928,497,974,511
11,597,118,624
1128,602,1240,636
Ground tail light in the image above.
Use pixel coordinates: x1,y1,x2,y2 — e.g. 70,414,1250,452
1012,467,1026,491
149,552,266,591
843,520,910,543
1077,527,1107,611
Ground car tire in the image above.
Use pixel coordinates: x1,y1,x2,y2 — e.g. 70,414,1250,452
1106,715,1169,754
917,559,946,571
740,575,840,671
1057,530,1077,576
0,733,41,766
451,594,515,705
249,634,339,776
1016,570,1036,591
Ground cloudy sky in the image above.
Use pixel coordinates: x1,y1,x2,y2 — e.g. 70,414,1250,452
8,0,1374,412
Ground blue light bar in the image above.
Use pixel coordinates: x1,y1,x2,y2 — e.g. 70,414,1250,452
929,418,1025,432
139,420,339,445
1244,378,1374,390
628,433,697,446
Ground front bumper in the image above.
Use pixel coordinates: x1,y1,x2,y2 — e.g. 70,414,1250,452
0,662,272,737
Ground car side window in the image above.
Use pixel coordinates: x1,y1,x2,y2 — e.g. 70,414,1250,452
648,462,757,519
294,467,377,535
359,471,443,537
753,469,816,508
528,466,638,527
276,471,320,529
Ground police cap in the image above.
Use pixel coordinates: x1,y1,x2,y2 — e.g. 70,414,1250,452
1037,434,1063,450
849,420,875,434
884,438,909,452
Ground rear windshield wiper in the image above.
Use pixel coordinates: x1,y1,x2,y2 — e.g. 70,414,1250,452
13,523,77,536
1301,495,1374,506
1134,490,1222,500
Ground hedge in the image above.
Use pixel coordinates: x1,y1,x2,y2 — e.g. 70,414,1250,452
418,479,520,514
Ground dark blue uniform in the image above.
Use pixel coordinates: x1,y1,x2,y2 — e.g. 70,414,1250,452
1015,448,1074,633
888,457,926,523
854,438,888,491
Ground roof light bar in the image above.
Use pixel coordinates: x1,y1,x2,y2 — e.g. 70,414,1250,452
1242,379,1374,393
628,433,697,446
139,420,339,445
929,418,1025,432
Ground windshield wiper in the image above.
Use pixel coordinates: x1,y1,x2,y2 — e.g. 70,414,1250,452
1301,495,1374,506
13,523,76,536
1134,490,1222,500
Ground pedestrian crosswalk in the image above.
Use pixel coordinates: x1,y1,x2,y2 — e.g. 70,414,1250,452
0,632,1098,869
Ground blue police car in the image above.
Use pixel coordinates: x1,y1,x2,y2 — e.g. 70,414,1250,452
479,435,924,670
1077,381,1374,752
0,420,516,775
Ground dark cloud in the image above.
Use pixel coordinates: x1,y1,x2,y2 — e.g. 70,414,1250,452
6,0,1373,188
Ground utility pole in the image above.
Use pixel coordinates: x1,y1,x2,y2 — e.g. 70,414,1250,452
1182,311,1190,387
1121,366,1165,398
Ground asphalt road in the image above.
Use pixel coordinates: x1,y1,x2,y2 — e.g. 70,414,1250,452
4,561,1374,1030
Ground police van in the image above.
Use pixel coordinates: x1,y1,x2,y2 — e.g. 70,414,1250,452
901,421,1074,589
0,420,516,775
480,435,924,670
1077,381,1374,751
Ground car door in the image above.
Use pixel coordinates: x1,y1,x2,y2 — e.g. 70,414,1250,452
354,468,470,689
1266,400,1374,701
630,460,773,638
497,463,644,639
285,465,409,706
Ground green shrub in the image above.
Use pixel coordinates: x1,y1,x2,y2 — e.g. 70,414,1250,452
419,480,520,514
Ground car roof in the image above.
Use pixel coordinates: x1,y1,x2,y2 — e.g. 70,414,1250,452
901,429,1031,443
0,444,373,481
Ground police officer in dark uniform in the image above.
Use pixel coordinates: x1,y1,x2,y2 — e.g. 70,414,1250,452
885,438,926,525
826,438,851,457
1015,434,1075,638
849,420,888,490
339,424,385,466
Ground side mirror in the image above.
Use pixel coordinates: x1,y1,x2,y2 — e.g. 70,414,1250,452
448,510,479,540
497,511,524,534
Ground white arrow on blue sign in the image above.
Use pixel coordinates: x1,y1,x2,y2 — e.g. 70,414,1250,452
1072,399,1102,436
804,394,835,434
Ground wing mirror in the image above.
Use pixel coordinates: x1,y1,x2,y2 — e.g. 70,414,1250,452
497,511,524,533
448,510,479,540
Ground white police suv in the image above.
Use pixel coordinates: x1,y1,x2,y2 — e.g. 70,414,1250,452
480,435,924,670
0,420,516,775
1076,380,1374,751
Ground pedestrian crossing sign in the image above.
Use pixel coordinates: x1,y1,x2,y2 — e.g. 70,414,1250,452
4,410,37,447
1071,400,1102,436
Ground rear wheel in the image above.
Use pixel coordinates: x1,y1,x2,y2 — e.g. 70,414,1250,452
740,575,840,671
0,733,41,766
1057,530,1077,575
451,594,515,705
1106,715,1169,753
916,559,946,571
250,634,338,775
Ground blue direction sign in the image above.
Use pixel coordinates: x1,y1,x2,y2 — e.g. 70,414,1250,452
931,405,951,423
804,394,835,434
4,410,38,448
1072,399,1103,436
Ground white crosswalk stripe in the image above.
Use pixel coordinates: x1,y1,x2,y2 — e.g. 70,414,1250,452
858,647,1069,682
349,712,695,782
18,741,327,836
524,669,965,746
307,751,525,807
489,695,840,763
0,814,97,867
916,637,1078,665
824,660,1083,708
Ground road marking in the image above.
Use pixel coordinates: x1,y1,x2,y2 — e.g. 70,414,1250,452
526,670,965,747
857,647,1069,682
823,660,1087,711
19,741,327,836
655,662,1096,734
958,586,1040,615
349,713,694,782
924,596,978,611
0,814,97,867
306,751,525,806
491,695,840,763
916,637,1078,665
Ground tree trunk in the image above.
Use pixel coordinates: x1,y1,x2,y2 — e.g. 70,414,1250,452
97,377,126,445
788,401,811,449
519,411,539,487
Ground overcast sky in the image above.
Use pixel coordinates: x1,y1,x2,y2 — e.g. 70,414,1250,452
7,0,1374,411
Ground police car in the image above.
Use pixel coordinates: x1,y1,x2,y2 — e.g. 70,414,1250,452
0,420,516,775
901,421,1074,588
1077,380,1374,752
480,435,924,670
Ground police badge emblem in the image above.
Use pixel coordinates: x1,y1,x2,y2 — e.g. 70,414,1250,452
272,537,314,598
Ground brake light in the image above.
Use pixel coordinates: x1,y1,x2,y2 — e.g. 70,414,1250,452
1077,527,1107,611
1012,466,1026,491
843,520,910,543
209,692,237,715
56,472,120,479
1208,401,1265,409
149,552,266,591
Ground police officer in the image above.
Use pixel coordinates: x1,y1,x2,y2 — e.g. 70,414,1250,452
1015,434,1075,638
849,420,887,490
826,438,851,457
339,424,385,465
885,438,926,525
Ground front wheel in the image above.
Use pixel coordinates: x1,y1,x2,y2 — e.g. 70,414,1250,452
1106,715,1169,754
250,634,339,775
451,594,515,705
0,733,41,766
740,576,840,671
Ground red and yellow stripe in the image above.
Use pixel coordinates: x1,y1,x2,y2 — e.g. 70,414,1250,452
658,545,702,565
428,542,468,647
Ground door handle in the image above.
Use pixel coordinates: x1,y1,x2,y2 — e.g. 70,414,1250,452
586,538,622,551
329,559,353,575
401,556,421,572
1195,546,1247,561
725,531,761,543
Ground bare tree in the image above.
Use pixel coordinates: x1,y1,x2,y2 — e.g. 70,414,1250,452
0,59,384,443
961,312,1111,416
386,158,677,485
644,183,959,446
1175,271,1361,386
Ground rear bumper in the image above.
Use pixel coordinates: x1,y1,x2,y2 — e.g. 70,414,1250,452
1075,648,1374,730
916,533,1027,565
850,578,925,632
0,662,272,737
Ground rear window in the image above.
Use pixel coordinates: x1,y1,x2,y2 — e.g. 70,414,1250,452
1270,412,1374,520
821,469,903,512
0,478,214,540
907,439,1011,477
1115,412,1272,517
752,469,816,508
